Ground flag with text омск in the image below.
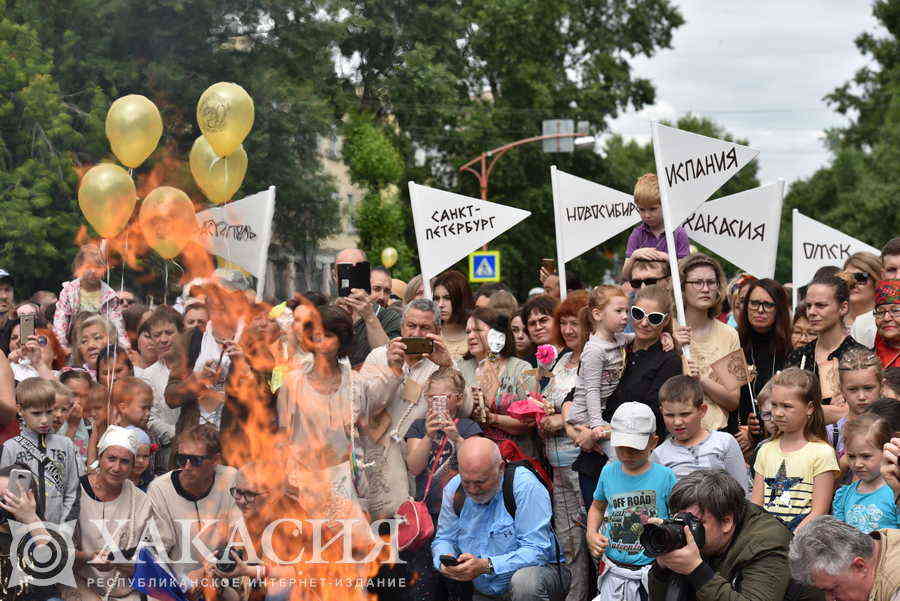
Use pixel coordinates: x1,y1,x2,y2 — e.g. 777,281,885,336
652,123,760,226
409,182,531,287
791,210,880,287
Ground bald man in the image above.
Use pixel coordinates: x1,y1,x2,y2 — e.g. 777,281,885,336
332,248,402,367
432,438,570,601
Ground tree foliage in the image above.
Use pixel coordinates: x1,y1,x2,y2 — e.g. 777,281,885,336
3,0,341,295
332,0,685,295
777,0,900,282
0,3,83,293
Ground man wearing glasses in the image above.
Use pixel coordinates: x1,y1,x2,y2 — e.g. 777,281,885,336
145,424,238,593
628,259,672,291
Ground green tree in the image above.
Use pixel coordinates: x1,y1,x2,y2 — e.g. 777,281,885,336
0,3,83,294
333,0,685,295
342,113,415,279
777,0,900,282
4,0,342,295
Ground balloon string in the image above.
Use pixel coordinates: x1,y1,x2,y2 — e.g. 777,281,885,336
164,262,169,306
120,235,128,293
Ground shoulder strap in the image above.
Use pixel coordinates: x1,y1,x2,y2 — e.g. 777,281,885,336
502,464,517,518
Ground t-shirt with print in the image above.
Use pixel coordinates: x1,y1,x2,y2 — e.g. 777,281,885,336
685,320,740,431
405,418,482,514
753,439,839,529
593,461,676,566
832,481,898,533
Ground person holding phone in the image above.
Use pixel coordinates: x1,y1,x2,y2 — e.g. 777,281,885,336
0,463,58,601
333,248,402,368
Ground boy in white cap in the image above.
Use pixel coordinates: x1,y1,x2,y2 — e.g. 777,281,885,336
585,402,676,601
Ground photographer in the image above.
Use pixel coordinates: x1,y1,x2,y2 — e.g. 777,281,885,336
647,469,822,601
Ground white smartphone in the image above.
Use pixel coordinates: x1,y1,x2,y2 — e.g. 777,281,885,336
8,469,32,498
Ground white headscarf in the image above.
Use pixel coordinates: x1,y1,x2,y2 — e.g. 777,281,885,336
97,425,139,457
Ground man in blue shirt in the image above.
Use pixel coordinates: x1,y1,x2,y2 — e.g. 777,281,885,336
432,438,570,601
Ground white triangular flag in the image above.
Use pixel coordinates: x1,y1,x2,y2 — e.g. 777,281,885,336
551,167,640,262
682,181,784,279
792,210,880,287
409,182,530,294
195,187,276,281
652,123,760,226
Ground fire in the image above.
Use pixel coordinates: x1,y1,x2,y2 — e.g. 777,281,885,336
74,141,387,599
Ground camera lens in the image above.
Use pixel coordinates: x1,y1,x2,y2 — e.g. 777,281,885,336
640,523,683,557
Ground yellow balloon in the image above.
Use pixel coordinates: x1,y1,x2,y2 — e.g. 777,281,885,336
78,163,137,238
196,82,254,158
105,95,163,168
139,186,196,259
189,136,248,204
381,247,399,269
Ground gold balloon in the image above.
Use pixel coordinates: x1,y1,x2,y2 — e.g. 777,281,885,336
105,95,163,168
189,136,247,204
196,82,254,158
78,163,137,238
381,247,399,268
139,186,196,259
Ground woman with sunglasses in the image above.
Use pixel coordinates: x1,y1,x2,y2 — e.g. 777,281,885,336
604,284,681,436
844,251,883,348
736,279,792,452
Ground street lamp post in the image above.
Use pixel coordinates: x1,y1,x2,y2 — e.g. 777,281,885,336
458,132,595,250
458,133,594,201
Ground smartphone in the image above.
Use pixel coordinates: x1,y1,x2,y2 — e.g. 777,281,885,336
430,395,447,416
541,258,556,275
439,554,460,567
337,262,372,297
400,337,434,355
8,468,32,498
19,314,34,341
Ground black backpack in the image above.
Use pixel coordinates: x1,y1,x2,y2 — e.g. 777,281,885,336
452,460,551,517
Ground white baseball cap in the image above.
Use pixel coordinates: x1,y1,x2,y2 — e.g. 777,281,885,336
610,402,656,450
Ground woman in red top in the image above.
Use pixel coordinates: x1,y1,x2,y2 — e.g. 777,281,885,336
874,280,900,368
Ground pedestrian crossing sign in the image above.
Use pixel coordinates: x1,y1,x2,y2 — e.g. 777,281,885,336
468,251,501,283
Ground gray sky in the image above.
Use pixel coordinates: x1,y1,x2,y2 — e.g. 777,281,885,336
604,1,882,184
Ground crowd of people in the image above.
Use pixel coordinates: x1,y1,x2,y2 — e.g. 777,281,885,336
0,172,897,601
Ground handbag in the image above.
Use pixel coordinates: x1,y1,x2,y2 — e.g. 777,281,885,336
396,435,449,551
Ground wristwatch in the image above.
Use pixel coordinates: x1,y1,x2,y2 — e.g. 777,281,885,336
485,557,495,575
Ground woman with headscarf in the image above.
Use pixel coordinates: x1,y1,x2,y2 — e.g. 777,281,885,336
65,425,151,601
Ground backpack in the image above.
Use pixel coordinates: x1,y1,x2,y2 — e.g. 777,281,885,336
451,438,552,516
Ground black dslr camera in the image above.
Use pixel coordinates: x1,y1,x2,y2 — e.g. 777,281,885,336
214,546,245,574
639,512,706,557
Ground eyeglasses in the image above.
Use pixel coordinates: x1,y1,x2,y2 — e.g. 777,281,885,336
229,487,267,502
852,272,869,285
630,306,667,326
630,277,661,289
747,299,777,313
874,306,900,320
175,453,211,467
759,411,773,422
685,279,718,290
